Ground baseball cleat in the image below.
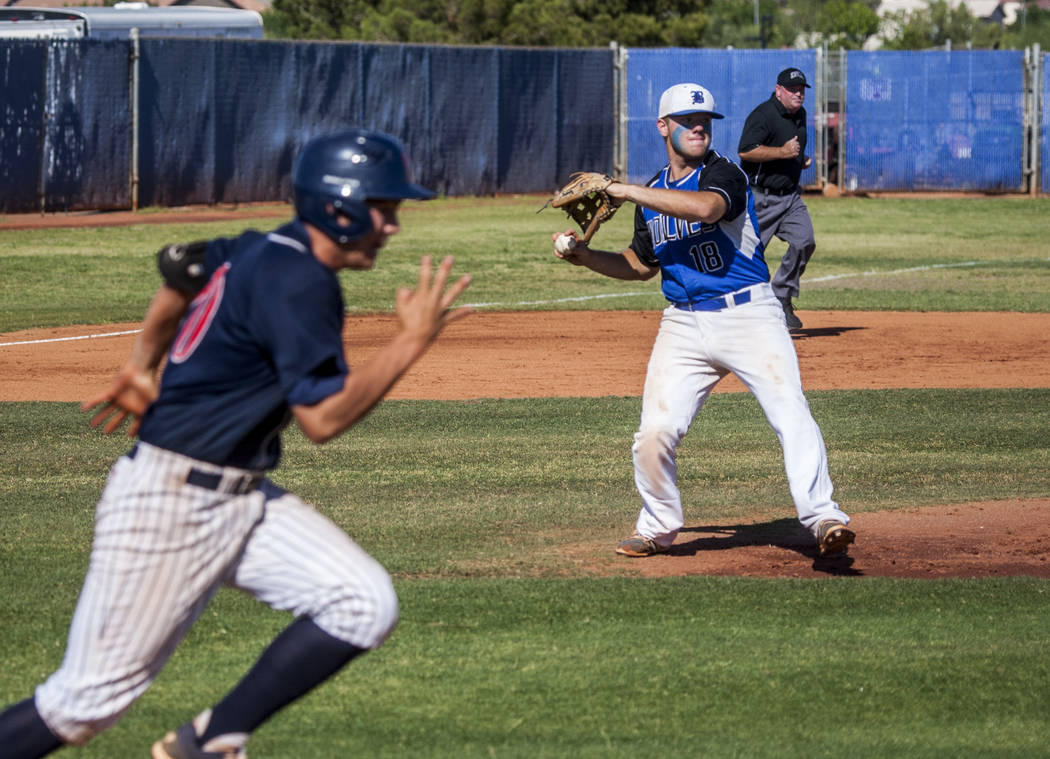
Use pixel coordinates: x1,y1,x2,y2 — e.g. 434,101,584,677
779,297,803,330
616,533,670,557
816,520,855,557
151,723,247,759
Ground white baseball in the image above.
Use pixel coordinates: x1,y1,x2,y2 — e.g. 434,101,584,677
555,234,577,255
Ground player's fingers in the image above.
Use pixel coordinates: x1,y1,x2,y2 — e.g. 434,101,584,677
102,410,129,435
427,255,456,303
440,274,472,310
416,255,434,294
442,305,473,326
88,405,114,428
396,285,413,306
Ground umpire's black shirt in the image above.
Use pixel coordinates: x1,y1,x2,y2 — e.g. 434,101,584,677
738,93,807,194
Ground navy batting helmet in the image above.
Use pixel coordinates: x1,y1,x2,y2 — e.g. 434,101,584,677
292,129,434,244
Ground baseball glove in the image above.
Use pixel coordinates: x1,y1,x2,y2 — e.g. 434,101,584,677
541,172,622,243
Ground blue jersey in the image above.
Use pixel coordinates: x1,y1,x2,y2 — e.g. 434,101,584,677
630,149,768,303
138,221,348,470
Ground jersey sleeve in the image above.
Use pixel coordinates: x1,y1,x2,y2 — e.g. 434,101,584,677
630,203,658,267
737,106,770,153
699,158,749,223
250,252,348,407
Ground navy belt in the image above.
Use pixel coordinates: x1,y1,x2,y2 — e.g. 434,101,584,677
186,469,261,495
673,289,752,312
127,444,261,495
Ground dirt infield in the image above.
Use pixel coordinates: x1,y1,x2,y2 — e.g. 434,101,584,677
2,309,1048,579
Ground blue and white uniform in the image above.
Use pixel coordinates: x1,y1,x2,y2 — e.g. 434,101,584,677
34,222,398,745
627,150,850,548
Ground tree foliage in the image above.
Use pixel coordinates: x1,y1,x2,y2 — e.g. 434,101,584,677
265,0,718,46
880,0,1002,49
1000,6,1050,50
261,0,1049,50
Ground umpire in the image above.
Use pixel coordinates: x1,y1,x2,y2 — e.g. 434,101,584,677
738,67,815,330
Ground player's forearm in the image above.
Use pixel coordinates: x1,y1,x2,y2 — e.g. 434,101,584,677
610,183,724,223
739,145,789,163
130,285,192,372
292,331,430,443
572,246,656,281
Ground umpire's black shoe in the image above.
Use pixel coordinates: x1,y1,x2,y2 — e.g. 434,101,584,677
779,297,803,330
151,723,247,759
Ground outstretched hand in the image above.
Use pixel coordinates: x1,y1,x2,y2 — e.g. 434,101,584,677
396,255,472,342
81,363,159,437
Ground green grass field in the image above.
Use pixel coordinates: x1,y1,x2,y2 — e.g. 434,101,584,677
1,196,1049,757
2,195,1050,332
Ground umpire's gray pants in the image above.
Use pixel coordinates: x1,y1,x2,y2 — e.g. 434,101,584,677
752,188,816,300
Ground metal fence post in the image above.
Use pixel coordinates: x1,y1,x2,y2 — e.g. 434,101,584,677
815,43,826,190
1030,43,1043,196
611,41,627,180
130,28,140,211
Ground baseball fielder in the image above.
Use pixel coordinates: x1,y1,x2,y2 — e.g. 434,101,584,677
0,129,472,759
552,83,854,559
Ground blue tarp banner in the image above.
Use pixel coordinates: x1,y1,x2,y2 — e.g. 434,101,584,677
844,50,1025,192
1,40,130,212
42,40,131,211
624,48,818,186
134,40,613,206
0,42,47,212
0,41,1042,212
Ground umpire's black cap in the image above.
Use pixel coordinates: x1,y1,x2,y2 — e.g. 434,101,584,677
777,68,811,88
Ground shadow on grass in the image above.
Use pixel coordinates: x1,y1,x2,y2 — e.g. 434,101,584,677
673,517,861,576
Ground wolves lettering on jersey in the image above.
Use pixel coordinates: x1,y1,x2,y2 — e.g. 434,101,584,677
646,216,718,247
632,150,769,304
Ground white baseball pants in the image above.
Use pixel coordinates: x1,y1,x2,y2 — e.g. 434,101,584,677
34,442,397,745
631,283,849,547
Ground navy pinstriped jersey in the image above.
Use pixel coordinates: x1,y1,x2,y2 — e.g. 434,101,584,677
630,149,768,303
138,221,348,470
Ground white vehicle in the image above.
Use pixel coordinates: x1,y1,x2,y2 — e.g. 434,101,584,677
0,4,264,40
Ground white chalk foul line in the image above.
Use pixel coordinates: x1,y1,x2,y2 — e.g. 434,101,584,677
807,260,979,283
0,329,142,348
5,257,1046,346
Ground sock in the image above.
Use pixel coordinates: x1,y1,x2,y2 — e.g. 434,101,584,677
198,617,364,746
0,698,64,759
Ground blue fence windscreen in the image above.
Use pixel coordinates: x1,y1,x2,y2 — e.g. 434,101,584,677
624,48,818,186
844,50,1025,192
43,40,132,211
1043,54,1049,194
0,42,47,212
134,40,613,206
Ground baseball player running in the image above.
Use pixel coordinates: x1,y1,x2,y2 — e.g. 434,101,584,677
552,83,854,559
0,129,471,758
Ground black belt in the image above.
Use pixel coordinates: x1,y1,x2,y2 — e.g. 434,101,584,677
753,185,797,196
127,444,262,495
672,289,752,312
186,469,261,495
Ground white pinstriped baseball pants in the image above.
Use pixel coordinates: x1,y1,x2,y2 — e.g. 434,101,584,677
34,442,398,745
631,282,850,547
